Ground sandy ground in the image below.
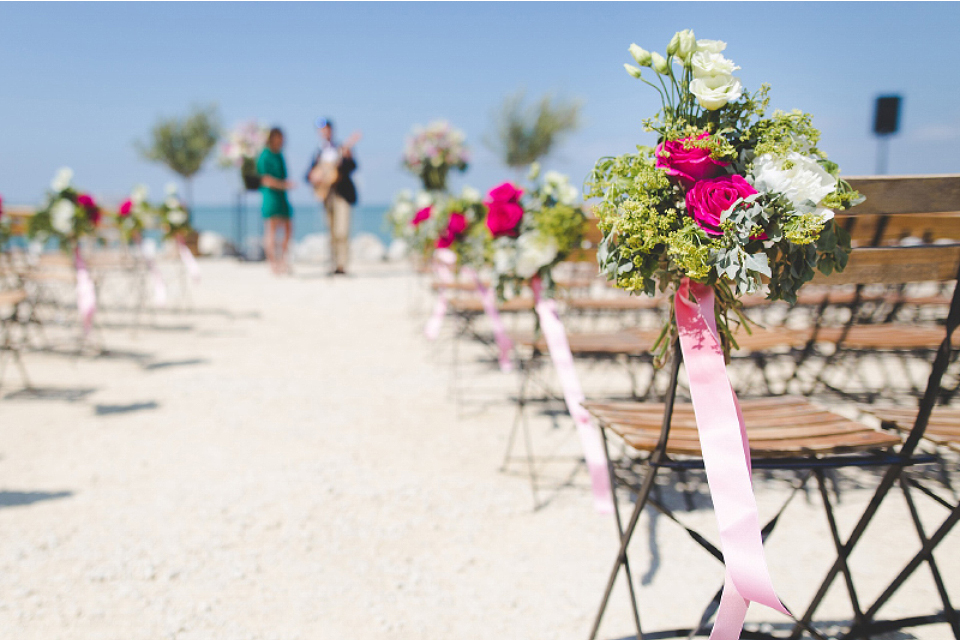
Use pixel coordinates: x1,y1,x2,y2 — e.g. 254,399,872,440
0,258,957,640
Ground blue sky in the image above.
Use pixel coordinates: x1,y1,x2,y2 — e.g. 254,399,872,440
2,2,959,207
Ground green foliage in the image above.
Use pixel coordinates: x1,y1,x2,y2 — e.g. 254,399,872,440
137,104,221,201
486,91,582,169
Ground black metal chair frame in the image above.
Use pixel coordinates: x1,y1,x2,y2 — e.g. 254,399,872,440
588,249,960,640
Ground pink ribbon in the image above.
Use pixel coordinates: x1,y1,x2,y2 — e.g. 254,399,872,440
425,249,456,340
464,267,513,372
177,237,201,284
141,240,167,307
531,277,614,513
675,279,789,639
73,246,96,335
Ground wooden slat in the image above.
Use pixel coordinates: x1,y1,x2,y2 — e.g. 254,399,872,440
811,245,960,285
845,175,960,216
586,397,901,457
0,290,27,306
868,406,960,453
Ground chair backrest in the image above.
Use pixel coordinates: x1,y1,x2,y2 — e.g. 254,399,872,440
811,244,960,286
838,175,960,246
565,216,602,263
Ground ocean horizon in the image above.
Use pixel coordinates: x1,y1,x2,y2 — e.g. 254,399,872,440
191,202,392,248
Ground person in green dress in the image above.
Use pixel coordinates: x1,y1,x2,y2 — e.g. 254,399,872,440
257,127,297,274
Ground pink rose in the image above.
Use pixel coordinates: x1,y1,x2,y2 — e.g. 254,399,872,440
655,133,728,188
685,174,757,236
76,193,96,209
484,182,524,237
411,206,431,227
119,200,133,217
0,195,4,219
436,212,467,249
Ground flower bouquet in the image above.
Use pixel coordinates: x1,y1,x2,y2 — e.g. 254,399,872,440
402,121,470,192
28,168,103,249
218,121,269,191
589,30,861,363
487,166,587,298
157,184,192,240
115,184,151,245
27,167,101,332
386,189,442,262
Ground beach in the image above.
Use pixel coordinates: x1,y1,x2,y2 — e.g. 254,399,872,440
0,258,957,640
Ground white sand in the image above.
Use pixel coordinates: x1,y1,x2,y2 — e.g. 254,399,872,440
0,259,956,639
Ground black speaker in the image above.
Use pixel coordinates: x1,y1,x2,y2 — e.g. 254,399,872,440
874,95,901,135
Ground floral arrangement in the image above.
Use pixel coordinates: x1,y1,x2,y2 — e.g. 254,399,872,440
402,121,470,191
587,30,861,359
488,166,587,296
386,189,440,259
157,183,192,239
28,167,103,249
115,184,151,244
0,194,8,246
217,120,269,190
387,186,487,264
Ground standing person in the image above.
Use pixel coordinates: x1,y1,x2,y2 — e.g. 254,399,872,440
258,127,296,274
306,118,361,275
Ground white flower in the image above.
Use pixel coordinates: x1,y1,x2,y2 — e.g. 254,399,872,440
493,245,515,275
515,231,559,279
50,199,75,234
461,186,481,203
51,167,73,192
628,44,652,67
167,208,188,226
165,183,179,197
691,52,740,79
414,191,433,209
752,152,837,212
392,201,414,222
814,207,835,221
131,184,149,205
696,39,727,54
650,52,670,74
165,196,180,210
676,29,697,60
689,74,743,110
543,171,579,206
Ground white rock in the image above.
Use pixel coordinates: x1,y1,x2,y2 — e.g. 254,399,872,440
351,233,385,263
292,233,330,263
197,231,227,257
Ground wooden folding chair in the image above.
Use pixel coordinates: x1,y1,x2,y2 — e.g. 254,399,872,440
584,239,960,638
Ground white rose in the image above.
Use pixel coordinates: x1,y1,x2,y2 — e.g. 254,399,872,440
461,186,481,203
167,208,188,226
131,184,149,205
691,52,740,79
493,245,515,275
165,182,179,197
752,152,837,210
51,199,75,234
814,207,835,222
393,201,414,222
696,39,727,54
689,74,743,110
414,191,433,209
515,231,559,279
165,196,180,210
51,167,73,192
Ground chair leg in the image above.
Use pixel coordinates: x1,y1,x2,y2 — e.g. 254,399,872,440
814,469,864,626
600,428,643,639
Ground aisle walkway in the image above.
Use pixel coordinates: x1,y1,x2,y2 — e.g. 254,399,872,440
0,260,956,639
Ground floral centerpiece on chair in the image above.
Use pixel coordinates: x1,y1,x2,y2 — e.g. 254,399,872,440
115,184,151,245
487,166,587,298
402,121,470,192
588,30,861,362
157,183,192,240
217,121,269,191
28,167,103,249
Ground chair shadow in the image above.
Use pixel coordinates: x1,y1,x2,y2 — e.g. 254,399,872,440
142,358,207,371
3,386,97,402
0,490,73,510
94,401,159,416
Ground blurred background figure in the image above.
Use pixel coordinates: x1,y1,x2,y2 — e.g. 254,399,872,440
258,127,297,274
307,118,361,275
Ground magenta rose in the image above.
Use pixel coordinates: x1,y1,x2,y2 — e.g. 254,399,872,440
119,199,133,217
76,193,96,209
436,212,467,249
656,133,728,188
0,194,4,219
685,174,757,236
411,206,431,227
484,182,524,237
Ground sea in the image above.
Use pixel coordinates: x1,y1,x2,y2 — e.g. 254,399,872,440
191,202,392,249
